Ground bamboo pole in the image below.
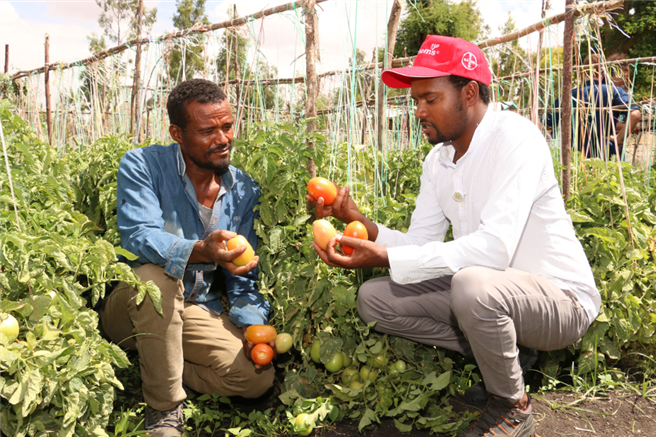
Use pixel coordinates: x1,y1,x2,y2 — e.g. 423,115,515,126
561,0,574,202
377,0,402,153
131,0,144,138
304,0,318,178
11,0,329,80
45,34,53,147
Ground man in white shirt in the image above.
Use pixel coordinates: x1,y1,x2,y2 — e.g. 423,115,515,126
308,36,600,437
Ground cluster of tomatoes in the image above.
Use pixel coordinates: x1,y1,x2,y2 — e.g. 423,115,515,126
307,177,368,254
245,325,293,366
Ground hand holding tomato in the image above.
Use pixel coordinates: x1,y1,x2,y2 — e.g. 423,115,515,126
242,326,277,369
306,185,361,223
193,230,259,275
312,235,389,270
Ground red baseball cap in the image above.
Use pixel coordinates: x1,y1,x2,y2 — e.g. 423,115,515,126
382,35,491,88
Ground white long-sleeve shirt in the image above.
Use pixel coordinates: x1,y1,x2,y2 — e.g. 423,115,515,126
375,109,601,325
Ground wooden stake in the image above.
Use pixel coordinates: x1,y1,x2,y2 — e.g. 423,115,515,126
561,0,574,202
131,0,144,140
377,0,402,153
234,4,242,137
44,34,53,147
304,0,318,178
4,44,8,73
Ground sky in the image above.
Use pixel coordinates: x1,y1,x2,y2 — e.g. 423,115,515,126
0,0,565,77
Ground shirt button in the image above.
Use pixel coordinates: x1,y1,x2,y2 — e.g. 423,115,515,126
453,192,464,202
456,172,461,177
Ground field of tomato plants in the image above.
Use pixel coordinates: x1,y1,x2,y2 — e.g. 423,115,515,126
1,99,655,436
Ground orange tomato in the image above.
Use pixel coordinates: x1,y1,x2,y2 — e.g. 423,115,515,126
312,219,338,251
341,221,368,256
307,177,338,206
251,343,274,366
226,235,255,266
245,324,277,344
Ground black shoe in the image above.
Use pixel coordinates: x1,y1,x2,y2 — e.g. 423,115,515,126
458,395,535,437
463,347,538,408
144,402,185,437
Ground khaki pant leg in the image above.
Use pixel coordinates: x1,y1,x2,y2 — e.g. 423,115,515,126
450,266,590,403
181,304,275,399
101,264,186,411
356,276,472,355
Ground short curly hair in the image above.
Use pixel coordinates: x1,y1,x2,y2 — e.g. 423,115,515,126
167,79,227,130
447,75,491,105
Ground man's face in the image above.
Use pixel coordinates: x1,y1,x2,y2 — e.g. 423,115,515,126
410,77,468,145
171,99,234,174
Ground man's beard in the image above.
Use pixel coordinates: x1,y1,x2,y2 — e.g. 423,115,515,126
191,143,231,175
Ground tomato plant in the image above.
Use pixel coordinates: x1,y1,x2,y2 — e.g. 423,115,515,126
312,219,338,251
307,177,337,205
341,367,360,385
226,235,255,266
251,343,274,366
275,333,293,353
246,325,277,344
341,221,368,256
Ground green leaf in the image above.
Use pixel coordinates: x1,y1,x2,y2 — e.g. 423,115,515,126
114,247,138,261
358,408,378,432
394,419,413,433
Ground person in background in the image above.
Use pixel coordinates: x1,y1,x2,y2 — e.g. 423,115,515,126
546,53,640,159
606,52,642,147
101,79,274,437
309,35,600,437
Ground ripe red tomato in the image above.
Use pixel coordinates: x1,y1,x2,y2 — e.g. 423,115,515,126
245,325,277,344
307,177,337,205
226,235,255,266
341,221,368,256
251,343,274,366
312,219,338,251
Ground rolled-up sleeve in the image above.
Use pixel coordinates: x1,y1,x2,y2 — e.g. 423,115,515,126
225,184,271,327
117,150,196,279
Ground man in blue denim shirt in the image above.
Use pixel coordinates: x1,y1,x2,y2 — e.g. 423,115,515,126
101,79,274,437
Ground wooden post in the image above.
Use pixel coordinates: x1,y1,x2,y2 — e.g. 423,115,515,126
377,0,402,152
304,0,318,178
4,45,8,73
561,0,574,201
233,5,242,136
531,0,547,125
130,0,144,139
44,34,53,146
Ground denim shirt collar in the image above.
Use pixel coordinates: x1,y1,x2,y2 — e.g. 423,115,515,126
173,143,236,191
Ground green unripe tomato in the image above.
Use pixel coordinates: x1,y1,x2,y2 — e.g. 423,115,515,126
393,360,406,372
310,339,321,364
349,380,364,390
325,352,344,373
342,354,352,367
379,396,393,410
294,413,314,436
341,367,360,385
367,352,389,369
359,366,378,382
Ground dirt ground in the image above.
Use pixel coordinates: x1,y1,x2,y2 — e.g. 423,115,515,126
314,391,656,437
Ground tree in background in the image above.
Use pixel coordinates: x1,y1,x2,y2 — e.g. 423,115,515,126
393,0,488,59
169,0,211,81
95,0,157,45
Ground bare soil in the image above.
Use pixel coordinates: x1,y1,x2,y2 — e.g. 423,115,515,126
313,391,656,437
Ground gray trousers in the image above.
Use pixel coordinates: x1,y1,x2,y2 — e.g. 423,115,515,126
357,266,590,402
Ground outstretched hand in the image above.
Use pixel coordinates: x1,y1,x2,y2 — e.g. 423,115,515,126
306,186,361,224
312,235,389,269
